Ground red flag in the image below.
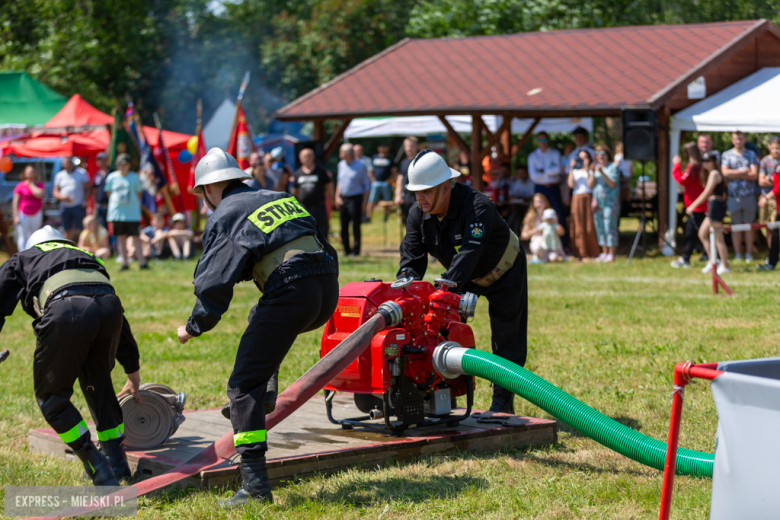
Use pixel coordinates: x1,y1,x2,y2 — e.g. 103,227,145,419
188,128,207,191
226,102,255,169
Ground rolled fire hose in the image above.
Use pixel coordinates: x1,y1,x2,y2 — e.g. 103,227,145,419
24,301,403,520
432,343,714,477
117,383,186,450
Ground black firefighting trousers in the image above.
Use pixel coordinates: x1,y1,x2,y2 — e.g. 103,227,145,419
33,292,126,451
227,273,339,458
464,248,528,367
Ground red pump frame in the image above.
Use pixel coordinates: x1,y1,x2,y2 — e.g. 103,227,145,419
658,362,724,520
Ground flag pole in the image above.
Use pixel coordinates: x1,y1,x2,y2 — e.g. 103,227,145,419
153,112,185,212
227,71,251,151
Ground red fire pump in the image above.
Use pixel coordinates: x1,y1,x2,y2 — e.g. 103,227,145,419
321,277,477,432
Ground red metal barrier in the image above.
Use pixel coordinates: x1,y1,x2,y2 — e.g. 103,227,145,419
658,362,724,520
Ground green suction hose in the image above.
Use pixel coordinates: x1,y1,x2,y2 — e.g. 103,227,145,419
432,344,713,477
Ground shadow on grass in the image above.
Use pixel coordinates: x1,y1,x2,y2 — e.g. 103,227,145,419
285,474,488,507
521,452,653,477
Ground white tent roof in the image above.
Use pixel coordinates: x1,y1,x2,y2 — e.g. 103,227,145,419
344,115,592,139
203,98,236,150
671,67,780,133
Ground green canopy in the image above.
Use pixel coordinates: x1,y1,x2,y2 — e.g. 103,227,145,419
0,71,67,127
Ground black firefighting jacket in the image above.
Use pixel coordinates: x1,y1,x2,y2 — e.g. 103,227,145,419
0,243,140,373
398,182,510,290
185,182,338,337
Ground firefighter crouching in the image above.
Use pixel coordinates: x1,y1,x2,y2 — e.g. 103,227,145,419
0,226,142,486
175,149,339,507
398,150,528,414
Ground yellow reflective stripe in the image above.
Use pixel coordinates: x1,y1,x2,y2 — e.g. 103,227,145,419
454,245,462,253
35,242,106,267
96,423,124,442
59,420,89,444
233,430,267,446
247,197,310,234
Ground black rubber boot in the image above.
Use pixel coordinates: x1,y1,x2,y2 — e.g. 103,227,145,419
100,438,132,480
489,385,515,414
221,370,279,421
217,456,273,508
74,440,120,486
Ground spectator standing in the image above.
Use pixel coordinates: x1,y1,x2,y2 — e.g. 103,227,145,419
366,143,394,221
613,142,634,202
12,165,45,251
294,148,333,236
354,144,373,177
245,152,273,191
335,143,370,257
270,147,294,193
697,134,721,166
567,127,596,176
721,131,759,262
53,157,90,241
567,150,600,260
527,132,564,215
261,153,280,190
105,154,148,270
590,145,621,262
394,136,420,224
758,160,780,271
691,153,730,275
758,136,780,250
670,142,707,268
78,215,110,259
91,152,110,229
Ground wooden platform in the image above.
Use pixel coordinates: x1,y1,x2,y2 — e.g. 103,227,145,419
29,394,557,490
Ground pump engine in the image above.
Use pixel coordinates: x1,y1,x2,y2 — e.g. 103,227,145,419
321,277,477,432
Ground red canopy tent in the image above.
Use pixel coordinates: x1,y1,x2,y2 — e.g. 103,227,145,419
1,94,196,210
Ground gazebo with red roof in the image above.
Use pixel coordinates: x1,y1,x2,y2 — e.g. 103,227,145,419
275,19,780,242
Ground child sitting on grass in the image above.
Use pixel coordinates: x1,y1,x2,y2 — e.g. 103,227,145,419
535,209,566,263
167,213,194,260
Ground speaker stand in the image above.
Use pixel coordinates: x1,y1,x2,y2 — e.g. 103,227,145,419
627,161,648,266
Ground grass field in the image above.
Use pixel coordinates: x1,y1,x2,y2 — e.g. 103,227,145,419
1,217,779,519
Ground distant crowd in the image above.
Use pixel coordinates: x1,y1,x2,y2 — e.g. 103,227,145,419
671,131,780,275
13,153,194,269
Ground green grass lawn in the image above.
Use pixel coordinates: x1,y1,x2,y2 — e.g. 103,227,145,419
2,217,780,519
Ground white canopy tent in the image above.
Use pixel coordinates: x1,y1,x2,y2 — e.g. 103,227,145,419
203,98,237,151
664,67,780,254
344,115,592,139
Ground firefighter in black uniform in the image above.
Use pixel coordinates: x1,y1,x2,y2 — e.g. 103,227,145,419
175,149,339,507
398,150,527,414
0,226,142,486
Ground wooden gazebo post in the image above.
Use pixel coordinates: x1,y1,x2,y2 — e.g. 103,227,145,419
471,115,483,191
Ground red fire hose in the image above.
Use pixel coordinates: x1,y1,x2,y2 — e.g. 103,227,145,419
24,304,401,519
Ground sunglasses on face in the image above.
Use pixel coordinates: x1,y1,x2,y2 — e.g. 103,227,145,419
538,138,548,143
595,151,607,156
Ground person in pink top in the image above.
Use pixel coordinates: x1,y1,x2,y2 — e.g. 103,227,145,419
13,165,45,251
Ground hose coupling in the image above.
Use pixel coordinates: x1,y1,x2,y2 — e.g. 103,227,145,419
377,300,403,327
458,293,478,320
432,341,467,379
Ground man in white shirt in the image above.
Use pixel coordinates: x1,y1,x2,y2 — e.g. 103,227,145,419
527,132,567,247
53,156,90,241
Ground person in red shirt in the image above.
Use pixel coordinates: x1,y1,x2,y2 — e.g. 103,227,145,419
670,142,707,268
758,160,780,270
